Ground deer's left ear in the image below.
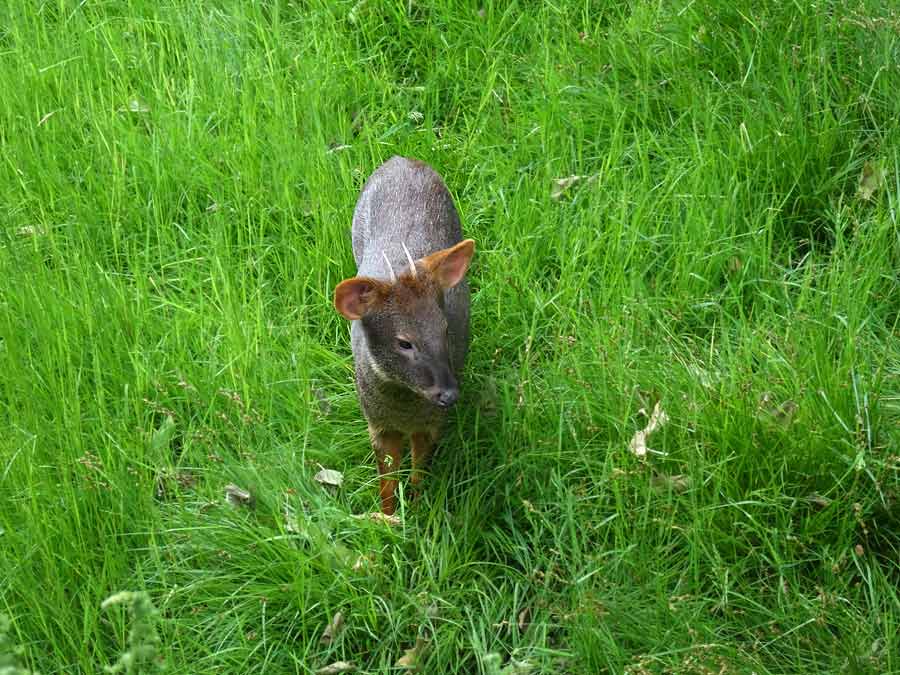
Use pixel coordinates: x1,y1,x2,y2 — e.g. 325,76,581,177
420,239,475,289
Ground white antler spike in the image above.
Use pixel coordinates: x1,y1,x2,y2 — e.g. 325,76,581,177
401,242,417,278
381,251,396,283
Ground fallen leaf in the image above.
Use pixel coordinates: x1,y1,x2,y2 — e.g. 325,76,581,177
396,636,430,671
224,483,254,508
318,613,344,646
773,400,798,424
551,174,598,200
806,492,832,509
628,401,669,457
351,554,374,571
314,467,344,488
320,612,345,645
127,99,150,113
16,225,47,237
315,662,356,675
856,160,885,201
517,607,531,632
351,511,401,526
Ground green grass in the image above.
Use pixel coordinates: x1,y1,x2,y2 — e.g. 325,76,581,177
1,0,899,672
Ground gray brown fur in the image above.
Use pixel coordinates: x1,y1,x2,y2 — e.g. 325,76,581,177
334,156,474,514
350,156,469,432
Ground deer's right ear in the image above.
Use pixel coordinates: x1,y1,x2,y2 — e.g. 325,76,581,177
334,277,389,320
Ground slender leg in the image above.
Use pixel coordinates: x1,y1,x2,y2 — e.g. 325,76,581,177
410,431,436,494
371,427,404,515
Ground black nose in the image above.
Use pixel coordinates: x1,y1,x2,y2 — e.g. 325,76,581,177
434,388,459,408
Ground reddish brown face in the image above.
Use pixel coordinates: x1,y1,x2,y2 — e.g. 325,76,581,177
334,240,475,407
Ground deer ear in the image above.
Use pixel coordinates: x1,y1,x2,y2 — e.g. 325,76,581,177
334,277,389,320
420,239,475,289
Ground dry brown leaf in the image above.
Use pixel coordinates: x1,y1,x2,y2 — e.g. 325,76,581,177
517,607,531,632
314,467,344,488
628,401,669,457
315,662,356,675
224,483,254,508
857,160,885,201
320,611,345,645
396,636,431,671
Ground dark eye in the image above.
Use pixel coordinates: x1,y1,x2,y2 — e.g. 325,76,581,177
397,339,413,351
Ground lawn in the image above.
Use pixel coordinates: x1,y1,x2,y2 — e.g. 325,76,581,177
1,1,899,673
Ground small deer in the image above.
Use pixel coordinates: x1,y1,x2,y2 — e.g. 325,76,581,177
333,156,475,516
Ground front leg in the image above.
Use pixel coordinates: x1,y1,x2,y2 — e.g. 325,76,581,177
410,430,437,494
371,426,404,515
